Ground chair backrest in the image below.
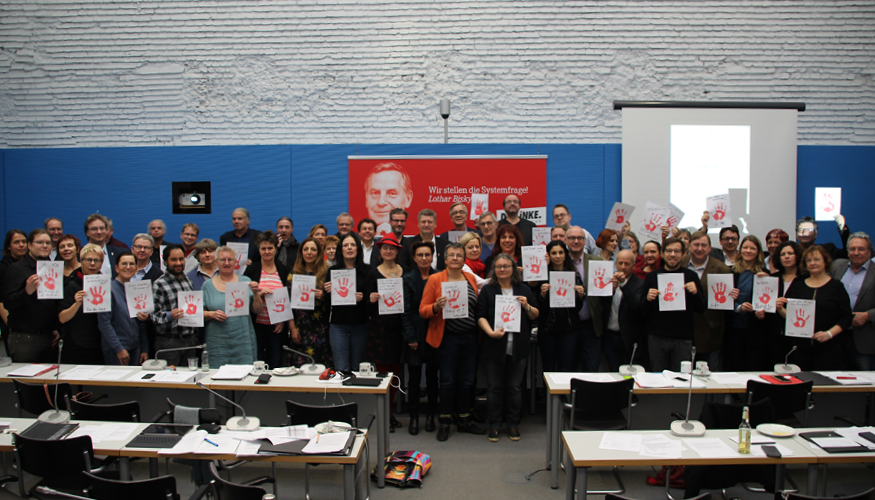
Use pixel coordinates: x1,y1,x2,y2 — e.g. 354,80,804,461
83,471,179,500
747,380,813,426
286,401,358,428
569,377,635,428
776,487,875,500
14,434,93,493
209,462,265,500
13,380,73,417
70,400,140,422
697,397,776,429
166,398,222,425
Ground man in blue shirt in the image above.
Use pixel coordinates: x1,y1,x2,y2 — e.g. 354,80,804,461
832,232,875,370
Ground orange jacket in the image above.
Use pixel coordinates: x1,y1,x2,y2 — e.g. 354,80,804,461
419,270,480,349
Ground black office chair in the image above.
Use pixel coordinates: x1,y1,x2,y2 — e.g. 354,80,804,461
286,401,360,500
208,462,266,500
12,380,73,418
747,379,814,428
775,488,875,500
83,470,211,500
607,493,711,500
70,400,140,422
563,377,635,496
13,433,104,498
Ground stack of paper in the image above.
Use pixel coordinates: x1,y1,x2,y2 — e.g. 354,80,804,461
8,364,57,377
709,372,762,385
599,432,642,452
835,427,875,449
640,435,683,458
211,365,253,380
301,431,352,454
60,366,105,380
815,372,872,385
68,423,140,444
662,371,707,388
684,438,736,458
634,373,673,388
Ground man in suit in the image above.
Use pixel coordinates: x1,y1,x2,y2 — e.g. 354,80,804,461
404,209,446,271
83,214,124,278
832,232,875,370
682,230,732,371
567,226,607,372
439,202,479,241
604,249,645,370
44,217,64,261
219,208,262,265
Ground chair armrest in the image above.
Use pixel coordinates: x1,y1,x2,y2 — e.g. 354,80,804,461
149,410,172,423
186,483,213,500
242,475,275,487
0,475,17,485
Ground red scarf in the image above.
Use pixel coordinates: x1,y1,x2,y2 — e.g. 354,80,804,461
466,258,486,278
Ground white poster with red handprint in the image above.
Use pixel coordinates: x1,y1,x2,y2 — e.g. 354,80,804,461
753,276,779,313
225,282,250,317
266,286,294,324
785,298,815,338
707,274,734,311
124,280,154,317
291,274,317,310
587,261,615,297
494,293,521,333
83,274,112,313
521,245,548,281
638,202,669,244
447,231,466,244
330,269,357,306
377,278,404,315
606,202,635,231
177,291,203,327
227,243,249,276
814,187,841,222
532,227,551,247
667,203,685,228
706,194,732,228
657,273,686,312
441,281,469,319
470,193,489,221
36,261,64,300
549,271,576,308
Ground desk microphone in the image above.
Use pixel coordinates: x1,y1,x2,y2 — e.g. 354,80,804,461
283,345,326,375
195,381,260,431
774,345,801,375
670,346,705,437
39,339,70,424
619,342,645,376
142,344,206,371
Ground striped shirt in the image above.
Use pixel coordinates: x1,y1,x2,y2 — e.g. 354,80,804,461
256,270,284,325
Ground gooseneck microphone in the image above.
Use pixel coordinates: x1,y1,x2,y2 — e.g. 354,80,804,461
142,344,206,371
619,342,645,376
670,346,706,437
283,345,326,375
195,381,260,431
775,345,801,374
39,339,70,424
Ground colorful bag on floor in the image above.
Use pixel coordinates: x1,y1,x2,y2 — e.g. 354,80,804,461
373,450,432,487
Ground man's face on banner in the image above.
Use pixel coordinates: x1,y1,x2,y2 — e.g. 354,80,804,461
365,169,412,225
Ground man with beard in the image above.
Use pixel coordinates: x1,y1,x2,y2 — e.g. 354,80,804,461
498,194,536,246
275,217,298,268
151,245,198,366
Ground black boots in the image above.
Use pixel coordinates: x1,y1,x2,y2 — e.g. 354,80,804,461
424,413,436,433
408,414,420,435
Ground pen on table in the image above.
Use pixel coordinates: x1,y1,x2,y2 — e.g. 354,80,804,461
316,434,320,443
204,438,219,447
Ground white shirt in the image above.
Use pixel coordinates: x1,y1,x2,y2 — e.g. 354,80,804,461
362,242,375,264
100,245,112,276
687,256,709,280
607,279,626,332
421,235,438,269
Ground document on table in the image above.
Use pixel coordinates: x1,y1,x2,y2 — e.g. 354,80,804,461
835,427,875,449
634,372,673,388
301,431,352,454
639,434,683,458
69,423,140,444
59,366,105,380
548,372,618,386
238,425,316,445
662,370,707,388
195,434,240,454
89,369,133,381
599,432,642,452
708,372,762,385
159,430,208,455
236,440,271,457
211,364,254,380
7,364,57,377
815,371,872,385
811,437,861,449
684,438,737,458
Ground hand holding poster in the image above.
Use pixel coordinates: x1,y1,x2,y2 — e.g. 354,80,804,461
785,299,815,338
657,273,686,312
638,202,670,244
291,274,317,310
707,274,734,311
225,282,250,317
441,281,469,319
706,194,731,228
36,261,64,300
330,269,357,306
606,202,635,231
378,278,404,315
549,271,576,308
125,280,154,317
266,287,294,324
470,193,489,220
494,294,521,333
521,245,547,281
532,227,551,247
83,274,112,313
227,243,249,276
753,276,779,313
178,291,203,327
588,261,615,297
815,187,842,221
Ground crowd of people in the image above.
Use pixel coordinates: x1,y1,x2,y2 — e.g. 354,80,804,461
1,196,873,444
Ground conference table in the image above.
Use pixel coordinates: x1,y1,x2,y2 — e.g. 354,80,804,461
0,362,392,488
544,370,875,489
0,417,369,500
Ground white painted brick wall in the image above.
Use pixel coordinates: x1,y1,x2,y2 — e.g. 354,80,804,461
0,0,872,147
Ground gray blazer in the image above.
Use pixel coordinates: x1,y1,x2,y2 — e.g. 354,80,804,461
832,259,875,354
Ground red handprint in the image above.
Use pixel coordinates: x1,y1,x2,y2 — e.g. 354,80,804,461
272,297,286,313
134,294,148,310
667,215,679,227
644,214,663,232
474,199,484,216
793,309,809,328
500,304,516,323
593,267,609,289
713,204,726,221
88,286,105,305
555,278,571,297
712,282,727,304
663,282,677,302
184,294,200,315
44,268,58,291
383,290,402,308
614,209,626,224
759,287,772,305
298,285,311,302
446,289,462,309
528,256,541,275
823,193,835,213
231,289,244,309
336,278,350,298
234,254,242,270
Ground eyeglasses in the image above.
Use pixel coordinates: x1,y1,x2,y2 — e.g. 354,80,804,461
132,245,151,251
664,249,683,254
567,236,585,241
32,241,52,247
553,213,568,219
87,227,105,232
390,219,406,224
450,210,467,216
721,237,739,242
83,258,103,264
495,265,513,270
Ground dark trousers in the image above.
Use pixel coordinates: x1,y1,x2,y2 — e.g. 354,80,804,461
438,332,478,418
576,320,600,372
648,335,692,372
602,328,625,372
539,331,577,373
484,353,528,428
254,322,284,368
8,332,54,363
407,361,439,416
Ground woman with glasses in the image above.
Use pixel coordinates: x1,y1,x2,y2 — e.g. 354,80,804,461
97,253,150,365
57,244,108,364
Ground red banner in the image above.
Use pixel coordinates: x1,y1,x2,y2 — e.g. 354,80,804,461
348,156,547,236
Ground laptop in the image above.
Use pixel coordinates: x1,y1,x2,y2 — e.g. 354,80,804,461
126,424,193,449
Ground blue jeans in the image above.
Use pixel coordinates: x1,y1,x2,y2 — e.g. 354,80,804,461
576,320,601,372
103,347,142,366
329,323,368,372
539,331,577,373
438,333,478,417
